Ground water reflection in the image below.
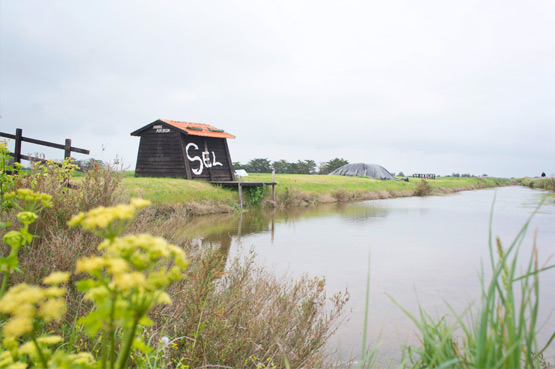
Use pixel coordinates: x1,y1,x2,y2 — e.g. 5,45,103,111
179,187,555,364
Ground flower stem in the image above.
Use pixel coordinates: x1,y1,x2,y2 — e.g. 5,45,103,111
0,270,9,299
32,335,48,368
116,316,139,369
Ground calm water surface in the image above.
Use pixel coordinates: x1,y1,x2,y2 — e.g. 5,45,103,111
189,186,555,363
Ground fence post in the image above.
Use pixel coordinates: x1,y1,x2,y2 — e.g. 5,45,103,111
238,175,243,209
64,139,71,160
272,169,276,201
14,128,22,163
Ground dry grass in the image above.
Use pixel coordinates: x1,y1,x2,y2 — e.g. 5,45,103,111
150,247,348,368
414,179,433,196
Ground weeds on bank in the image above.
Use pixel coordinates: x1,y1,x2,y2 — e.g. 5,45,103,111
144,243,348,368
0,193,188,368
0,141,23,214
0,156,125,288
414,180,432,197
12,156,124,235
526,177,555,192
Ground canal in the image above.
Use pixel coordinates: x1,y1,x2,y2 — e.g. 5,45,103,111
185,186,555,363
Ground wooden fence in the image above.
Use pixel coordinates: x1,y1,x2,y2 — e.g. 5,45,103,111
412,173,436,179
0,128,89,164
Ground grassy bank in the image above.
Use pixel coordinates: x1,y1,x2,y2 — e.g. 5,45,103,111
118,173,512,213
519,176,555,192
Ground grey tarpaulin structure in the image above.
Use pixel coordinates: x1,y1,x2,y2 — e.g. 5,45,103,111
329,163,397,180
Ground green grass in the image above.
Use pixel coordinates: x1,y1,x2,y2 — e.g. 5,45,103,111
520,177,555,192
244,173,510,197
110,173,511,207
118,176,237,205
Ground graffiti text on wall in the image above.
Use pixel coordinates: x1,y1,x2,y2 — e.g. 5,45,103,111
152,125,170,133
186,143,223,175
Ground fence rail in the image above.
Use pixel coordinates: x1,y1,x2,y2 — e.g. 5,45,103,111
0,128,89,164
412,173,436,179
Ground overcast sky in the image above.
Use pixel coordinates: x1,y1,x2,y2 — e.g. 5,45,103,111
1,0,554,177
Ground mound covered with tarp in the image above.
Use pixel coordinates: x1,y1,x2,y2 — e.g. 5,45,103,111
329,163,396,180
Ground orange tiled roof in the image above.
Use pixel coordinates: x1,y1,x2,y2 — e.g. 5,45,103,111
160,119,235,139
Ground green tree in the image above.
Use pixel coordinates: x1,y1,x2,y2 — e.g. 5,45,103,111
245,158,272,173
232,161,245,170
75,158,105,172
320,158,349,174
272,159,290,174
295,160,317,174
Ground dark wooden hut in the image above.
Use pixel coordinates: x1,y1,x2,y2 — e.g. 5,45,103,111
131,119,236,180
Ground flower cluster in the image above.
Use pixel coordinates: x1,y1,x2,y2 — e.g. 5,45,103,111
0,196,187,368
68,198,150,239
70,199,188,367
0,272,75,367
0,272,68,340
76,234,188,306
4,189,53,212
1,189,53,298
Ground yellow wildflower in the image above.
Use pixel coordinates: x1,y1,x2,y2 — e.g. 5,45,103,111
0,351,13,366
36,335,63,345
2,231,25,248
39,298,66,322
2,337,18,351
130,198,151,209
67,212,85,227
43,271,70,285
81,204,134,230
44,286,66,298
16,211,38,225
105,258,129,274
84,286,110,301
111,272,146,291
3,315,33,338
0,284,44,313
6,363,26,369
18,341,37,355
69,199,151,238
67,352,96,365
156,292,172,305
10,189,52,208
76,256,105,274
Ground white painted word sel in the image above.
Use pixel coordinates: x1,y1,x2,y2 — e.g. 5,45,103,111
185,143,223,175
152,125,170,133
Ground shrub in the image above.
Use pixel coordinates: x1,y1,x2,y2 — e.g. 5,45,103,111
157,248,348,368
415,179,432,196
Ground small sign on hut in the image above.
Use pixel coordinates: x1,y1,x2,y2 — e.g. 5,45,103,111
131,119,236,180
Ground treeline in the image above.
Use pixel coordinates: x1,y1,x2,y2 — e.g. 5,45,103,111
233,158,349,175
74,158,105,171
450,173,485,177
